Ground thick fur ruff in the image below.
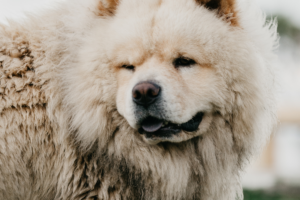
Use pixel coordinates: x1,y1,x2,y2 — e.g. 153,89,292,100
0,0,278,199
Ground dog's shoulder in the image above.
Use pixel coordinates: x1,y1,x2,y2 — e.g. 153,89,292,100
0,22,66,199
0,24,48,117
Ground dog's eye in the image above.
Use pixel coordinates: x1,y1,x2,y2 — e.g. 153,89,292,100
173,57,196,68
122,65,135,71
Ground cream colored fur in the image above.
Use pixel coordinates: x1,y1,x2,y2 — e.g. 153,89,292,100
0,0,278,199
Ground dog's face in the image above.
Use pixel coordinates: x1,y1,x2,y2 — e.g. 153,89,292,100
116,56,215,144
95,0,239,144
66,0,245,147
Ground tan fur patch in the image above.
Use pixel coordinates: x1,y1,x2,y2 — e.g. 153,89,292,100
97,0,119,16
196,0,238,26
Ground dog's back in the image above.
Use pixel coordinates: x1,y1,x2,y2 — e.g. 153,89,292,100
0,20,63,199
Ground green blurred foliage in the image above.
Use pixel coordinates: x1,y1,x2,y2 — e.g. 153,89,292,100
268,15,300,43
244,190,299,200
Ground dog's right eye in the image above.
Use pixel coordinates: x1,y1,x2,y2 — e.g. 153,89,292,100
122,65,135,71
173,57,196,68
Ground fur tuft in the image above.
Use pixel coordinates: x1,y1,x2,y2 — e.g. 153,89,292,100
97,0,119,16
196,0,239,26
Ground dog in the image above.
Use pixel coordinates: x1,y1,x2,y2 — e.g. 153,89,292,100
0,0,278,199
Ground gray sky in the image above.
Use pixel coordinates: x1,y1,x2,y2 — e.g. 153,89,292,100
0,0,300,26
0,0,63,24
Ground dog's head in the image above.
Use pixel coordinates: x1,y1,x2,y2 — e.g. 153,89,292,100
63,0,274,148
56,1,277,198
105,0,240,144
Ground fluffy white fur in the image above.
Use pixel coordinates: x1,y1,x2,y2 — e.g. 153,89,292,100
0,0,278,199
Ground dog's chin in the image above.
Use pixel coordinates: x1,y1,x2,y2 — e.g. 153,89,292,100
140,130,201,145
137,112,204,145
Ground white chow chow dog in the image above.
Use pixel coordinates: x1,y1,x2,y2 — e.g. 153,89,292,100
0,0,278,199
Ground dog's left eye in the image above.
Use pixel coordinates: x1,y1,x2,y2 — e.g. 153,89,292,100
122,65,135,71
173,57,196,68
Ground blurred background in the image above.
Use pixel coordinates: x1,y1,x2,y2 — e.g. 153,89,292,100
0,0,299,199
242,1,300,200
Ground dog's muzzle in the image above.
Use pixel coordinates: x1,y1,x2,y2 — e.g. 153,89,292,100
131,81,203,140
137,112,204,139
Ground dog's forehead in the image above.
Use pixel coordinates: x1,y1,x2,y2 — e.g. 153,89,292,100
115,0,195,15
108,0,229,63
114,0,213,31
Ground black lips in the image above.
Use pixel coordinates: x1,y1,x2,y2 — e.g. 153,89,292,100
180,113,204,132
138,112,204,138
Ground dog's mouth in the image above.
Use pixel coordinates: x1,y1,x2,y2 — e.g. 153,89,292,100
138,112,204,138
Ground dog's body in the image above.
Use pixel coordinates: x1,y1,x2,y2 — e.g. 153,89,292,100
0,0,278,199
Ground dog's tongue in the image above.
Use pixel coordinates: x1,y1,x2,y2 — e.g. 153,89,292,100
141,117,163,133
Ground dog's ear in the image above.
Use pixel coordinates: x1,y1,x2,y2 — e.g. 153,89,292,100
196,0,238,26
97,0,119,16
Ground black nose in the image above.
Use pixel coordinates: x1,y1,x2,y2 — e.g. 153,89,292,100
132,82,161,106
